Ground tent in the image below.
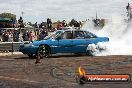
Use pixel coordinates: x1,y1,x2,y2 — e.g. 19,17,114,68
0,17,11,22
0,17,16,28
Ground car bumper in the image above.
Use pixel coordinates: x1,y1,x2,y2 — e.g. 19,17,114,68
19,45,38,54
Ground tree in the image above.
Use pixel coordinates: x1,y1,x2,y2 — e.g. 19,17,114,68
27,22,33,26
69,19,76,26
0,12,16,20
69,19,80,27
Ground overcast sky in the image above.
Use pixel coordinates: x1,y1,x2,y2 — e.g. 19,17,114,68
0,0,132,23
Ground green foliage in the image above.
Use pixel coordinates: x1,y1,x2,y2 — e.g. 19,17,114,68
27,22,33,26
0,12,16,20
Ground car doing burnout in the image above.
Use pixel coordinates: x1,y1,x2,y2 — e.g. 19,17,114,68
19,29,109,58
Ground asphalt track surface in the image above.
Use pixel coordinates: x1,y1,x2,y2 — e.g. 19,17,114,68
0,54,131,88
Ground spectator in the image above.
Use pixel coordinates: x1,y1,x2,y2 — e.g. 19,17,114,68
2,31,9,42
74,21,80,28
47,18,52,31
57,21,63,30
62,20,67,27
8,31,13,42
34,22,39,28
29,31,35,42
39,22,47,29
126,3,132,20
39,30,47,40
13,29,19,42
0,30,2,36
18,17,24,28
126,3,131,12
19,33,23,42
22,30,29,41
79,21,82,28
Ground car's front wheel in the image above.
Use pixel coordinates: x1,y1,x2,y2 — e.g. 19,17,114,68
37,45,50,59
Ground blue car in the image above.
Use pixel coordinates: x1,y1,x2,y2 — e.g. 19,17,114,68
19,29,109,58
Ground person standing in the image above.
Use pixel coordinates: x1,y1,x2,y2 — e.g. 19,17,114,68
126,3,132,20
38,30,47,40
13,29,19,42
8,31,13,42
126,3,131,11
47,18,52,31
2,31,9,42
18,17,24,28
22,30,29,41
29,31,35,42
62,20,67,27
57,21,63,30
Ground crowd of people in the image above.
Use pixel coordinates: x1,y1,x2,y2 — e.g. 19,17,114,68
0,29,19,42
0,16,83,42
0,28,50,42
35,19,82,31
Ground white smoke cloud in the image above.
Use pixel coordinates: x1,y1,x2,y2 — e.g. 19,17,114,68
83,14,132,55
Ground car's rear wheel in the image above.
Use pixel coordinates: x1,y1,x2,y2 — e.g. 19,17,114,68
86,50,94,56
37,45,50,59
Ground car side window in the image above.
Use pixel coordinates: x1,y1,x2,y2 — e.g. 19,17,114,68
62,31,73,39
74,31,85,39
84,31,97,38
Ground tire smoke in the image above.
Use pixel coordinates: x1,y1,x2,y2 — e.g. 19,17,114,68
83,15,132,55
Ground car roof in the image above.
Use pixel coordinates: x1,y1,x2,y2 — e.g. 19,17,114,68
56,28,95,34
61,28,97,36
60,29,88,32
54,28,97,37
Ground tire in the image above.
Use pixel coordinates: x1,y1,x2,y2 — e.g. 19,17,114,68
37,45,50,59
86,50,94,56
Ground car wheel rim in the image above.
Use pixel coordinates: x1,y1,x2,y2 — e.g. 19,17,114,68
38,45,49,58
86,50,93,56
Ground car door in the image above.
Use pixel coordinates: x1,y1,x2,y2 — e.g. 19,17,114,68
84,31,98,44
57,31,74,53
72,31,87,53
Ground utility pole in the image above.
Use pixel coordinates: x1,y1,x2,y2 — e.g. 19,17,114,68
21,11,24,18
96,11,98,20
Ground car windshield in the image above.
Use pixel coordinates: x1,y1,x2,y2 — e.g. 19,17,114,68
44,31,62,40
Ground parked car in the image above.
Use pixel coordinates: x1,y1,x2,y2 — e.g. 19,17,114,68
19,29,109,58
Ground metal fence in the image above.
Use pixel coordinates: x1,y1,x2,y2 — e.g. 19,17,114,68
0,42,23,53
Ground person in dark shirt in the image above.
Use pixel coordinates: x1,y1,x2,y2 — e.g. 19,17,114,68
2,31,9,42
126,3,132,21
13,30,19,42
126,3,130,11
18,17,24,28
62,20,67,27
22,30,29,41
47,18,52,31
39,30,47,40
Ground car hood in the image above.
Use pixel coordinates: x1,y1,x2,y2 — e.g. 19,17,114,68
32,40,48,46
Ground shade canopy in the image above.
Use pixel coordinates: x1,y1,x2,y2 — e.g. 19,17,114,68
0,17,11,22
